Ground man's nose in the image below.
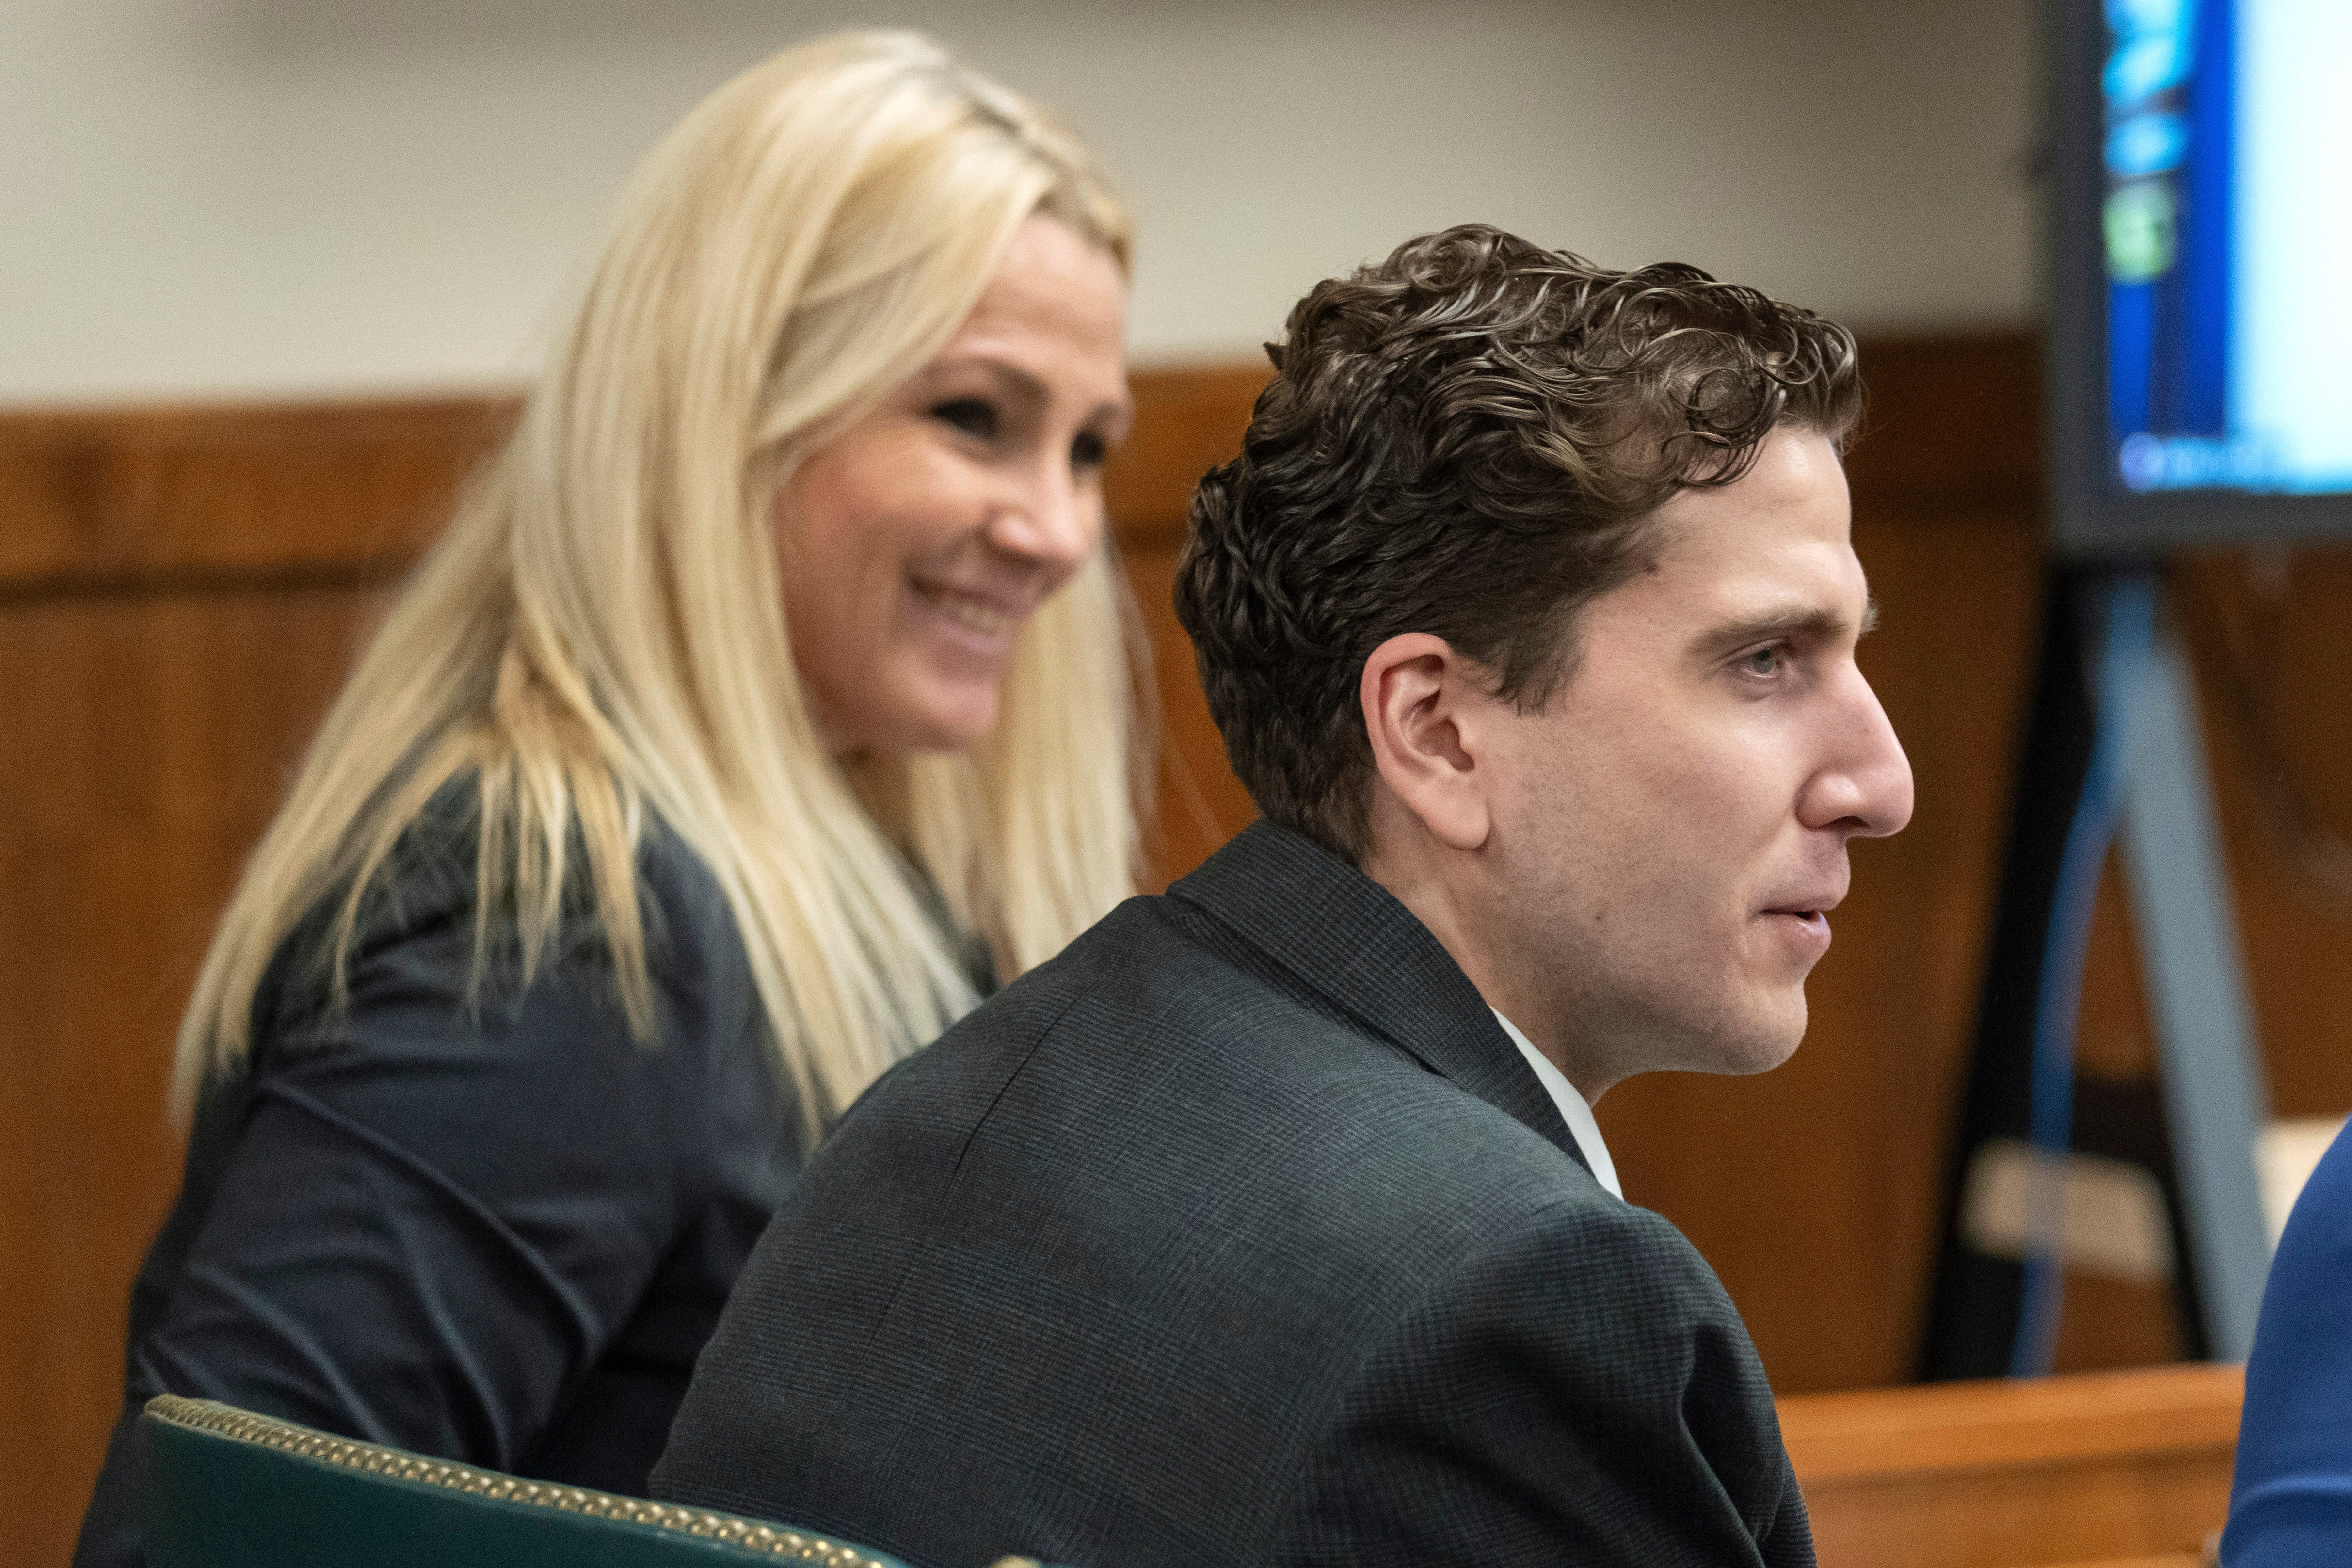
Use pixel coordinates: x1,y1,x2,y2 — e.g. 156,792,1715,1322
1804,669,1915,840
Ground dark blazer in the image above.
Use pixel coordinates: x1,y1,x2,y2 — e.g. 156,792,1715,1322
652,821,1813,1568
75,801,804,1568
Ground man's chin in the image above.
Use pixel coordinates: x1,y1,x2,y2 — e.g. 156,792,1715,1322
1634,1018,1804,1080
1706,996,1808,1076
1603,984,1808,1080
1726,1032,1804,1076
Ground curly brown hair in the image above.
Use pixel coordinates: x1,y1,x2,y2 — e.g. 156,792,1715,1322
1173,224,1863,861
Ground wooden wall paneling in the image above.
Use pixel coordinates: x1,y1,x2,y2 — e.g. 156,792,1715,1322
0,398,513,592
1,399,498,1565
0,586,394,1568
2172,547,2352,1119
1125,544,1260,889
1100,364,1271,886
1099,363,1270,551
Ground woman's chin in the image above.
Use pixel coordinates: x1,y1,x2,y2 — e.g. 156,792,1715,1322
866,679,1003,754
811,644,1010,755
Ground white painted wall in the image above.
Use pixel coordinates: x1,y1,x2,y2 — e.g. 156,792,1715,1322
0,0,2040,403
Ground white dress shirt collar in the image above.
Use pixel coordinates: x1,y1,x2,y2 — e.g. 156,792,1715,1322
1491,1009,1623,1200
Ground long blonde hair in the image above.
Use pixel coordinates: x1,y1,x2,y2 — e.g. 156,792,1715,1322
174,31,1141,1137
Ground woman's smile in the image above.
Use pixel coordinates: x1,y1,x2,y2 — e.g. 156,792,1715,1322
910,575,1030,643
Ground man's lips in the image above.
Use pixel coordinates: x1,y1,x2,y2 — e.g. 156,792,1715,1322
1761,882,1846,921
1760,894,1840,954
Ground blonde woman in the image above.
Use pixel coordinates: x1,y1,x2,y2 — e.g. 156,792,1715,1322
76,32,1138,1565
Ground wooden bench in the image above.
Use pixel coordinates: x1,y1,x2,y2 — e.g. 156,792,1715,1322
1782,1363,2241,1568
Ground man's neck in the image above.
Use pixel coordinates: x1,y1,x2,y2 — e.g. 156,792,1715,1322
1359,826,1621,1106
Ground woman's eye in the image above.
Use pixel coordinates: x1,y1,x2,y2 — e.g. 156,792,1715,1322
1071,430,1108,471
931,398,998,439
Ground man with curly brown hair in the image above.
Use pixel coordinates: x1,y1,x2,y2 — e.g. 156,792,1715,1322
656,224,1915,1568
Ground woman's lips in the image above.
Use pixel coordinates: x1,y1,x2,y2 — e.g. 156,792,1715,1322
912,578,1026,638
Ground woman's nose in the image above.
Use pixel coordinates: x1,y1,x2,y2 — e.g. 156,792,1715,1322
987,455,1100,572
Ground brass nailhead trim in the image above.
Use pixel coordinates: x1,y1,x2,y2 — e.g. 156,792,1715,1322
145,1395,888,1565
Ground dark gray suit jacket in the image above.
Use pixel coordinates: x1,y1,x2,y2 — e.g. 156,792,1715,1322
652,821,1813,1568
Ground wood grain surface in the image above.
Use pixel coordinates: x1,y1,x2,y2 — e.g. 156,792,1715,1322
1784,1364,2240,1568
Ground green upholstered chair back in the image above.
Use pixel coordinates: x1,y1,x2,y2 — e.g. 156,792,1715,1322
138,1395,978,1568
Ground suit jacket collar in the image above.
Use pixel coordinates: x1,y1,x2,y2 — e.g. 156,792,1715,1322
1168,820,1588,1174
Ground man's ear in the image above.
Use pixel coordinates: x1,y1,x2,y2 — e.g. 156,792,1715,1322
1360,633,1494,853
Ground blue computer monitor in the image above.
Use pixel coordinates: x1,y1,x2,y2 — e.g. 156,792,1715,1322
2048,0,2352,553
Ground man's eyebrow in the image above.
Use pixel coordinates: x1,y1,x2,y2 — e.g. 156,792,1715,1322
1691,595,1878,660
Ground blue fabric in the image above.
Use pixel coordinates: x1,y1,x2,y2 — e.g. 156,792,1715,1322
74,799,811,1568
2224,1120,2352,1566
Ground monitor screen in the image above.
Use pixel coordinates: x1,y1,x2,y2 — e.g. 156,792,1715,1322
2049,0,2352,552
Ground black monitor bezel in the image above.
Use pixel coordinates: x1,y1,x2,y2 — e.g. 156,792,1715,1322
2046,0,2352,557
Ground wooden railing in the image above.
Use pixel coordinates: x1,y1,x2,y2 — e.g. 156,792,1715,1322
1786,1364,2240,1568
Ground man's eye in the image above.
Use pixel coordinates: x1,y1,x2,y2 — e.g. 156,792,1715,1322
931,398,998,439
1741,646,1784,677
1071,430,1108,471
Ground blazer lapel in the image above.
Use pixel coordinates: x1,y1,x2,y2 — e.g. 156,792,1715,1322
1168,820,1589,1173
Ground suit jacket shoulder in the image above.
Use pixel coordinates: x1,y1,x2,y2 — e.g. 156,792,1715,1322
653,823,1809,1568
1281,1190,1809,1567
